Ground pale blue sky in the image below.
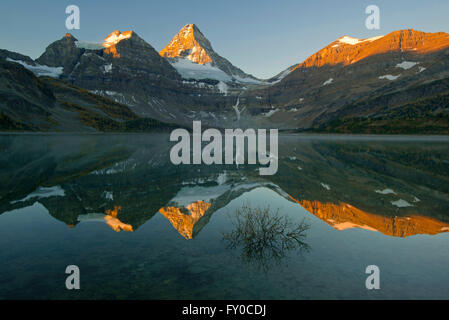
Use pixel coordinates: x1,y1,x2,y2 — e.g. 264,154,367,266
1,0,449,78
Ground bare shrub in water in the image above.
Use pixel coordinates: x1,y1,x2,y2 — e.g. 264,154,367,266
222,203,310,271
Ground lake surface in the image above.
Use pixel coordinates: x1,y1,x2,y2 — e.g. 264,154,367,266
0,133,448,299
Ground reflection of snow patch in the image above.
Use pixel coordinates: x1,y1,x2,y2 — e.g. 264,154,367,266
12,186,65,203
321,183,331,190
104,191,114,200
216,172,227,185
103,63,112,73
169,184,231,207
332,222,378,232
375,188,396,195
391,199,413,208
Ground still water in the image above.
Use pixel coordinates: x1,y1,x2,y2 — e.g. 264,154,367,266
0,134,448,299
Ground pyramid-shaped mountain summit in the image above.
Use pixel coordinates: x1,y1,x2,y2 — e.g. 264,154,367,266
160,24,260,83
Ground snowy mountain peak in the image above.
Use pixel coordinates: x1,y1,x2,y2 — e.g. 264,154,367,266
292,29,449,70
103,30,134,48
160,24,213,65
160,24,260,83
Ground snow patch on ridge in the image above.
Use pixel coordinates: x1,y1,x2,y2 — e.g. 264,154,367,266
170,58,232,82
217,81,228,95
6,58,63,78
396,61,418,70
75,41,104,50
338,35,384,45
379,74,401,81
11,186,65,204
264,109,279,117
232,75,261,84
323,78,333,86
103,31,133,48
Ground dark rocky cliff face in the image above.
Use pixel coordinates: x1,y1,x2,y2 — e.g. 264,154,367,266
36,33,84,74
34,31,233,126
0,59,55,130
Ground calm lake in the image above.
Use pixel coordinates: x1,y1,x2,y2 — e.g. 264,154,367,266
0,133,448,299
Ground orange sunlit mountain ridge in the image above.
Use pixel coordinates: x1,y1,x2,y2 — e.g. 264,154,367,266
292,29,449,70
2,24,449,132
159,23,260,83
160,24,213,65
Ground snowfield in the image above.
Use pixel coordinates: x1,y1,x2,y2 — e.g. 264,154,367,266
6,58,63,78
217,81,228,95
264,108,279,117
396,61,418,70
323,78,334,86
379,74,401,81
103,63,113,73
170,58,232,82
337,35,384,45
75,40,104,50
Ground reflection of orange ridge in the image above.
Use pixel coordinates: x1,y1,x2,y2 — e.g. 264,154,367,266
104,205,133,232
159,200,211,239
289,196,449,238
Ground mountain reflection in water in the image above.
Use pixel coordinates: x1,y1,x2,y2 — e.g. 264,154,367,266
1,134,449,299
0,134,448,239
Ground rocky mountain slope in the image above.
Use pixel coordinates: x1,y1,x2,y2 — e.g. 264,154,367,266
243,29,449,131
37,31,230,124
1,27,449,133
0,54,177,132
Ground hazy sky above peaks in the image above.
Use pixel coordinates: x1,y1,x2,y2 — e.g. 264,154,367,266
1,0,449,78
